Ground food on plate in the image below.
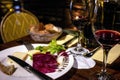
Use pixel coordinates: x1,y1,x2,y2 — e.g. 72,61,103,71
33,53,58,73
27,40,69,73
27,50,40,58
34,40,66,54
7,52,28,65
4,40,69,74
32,51,68,73
57,51,68,68
0,62,16,75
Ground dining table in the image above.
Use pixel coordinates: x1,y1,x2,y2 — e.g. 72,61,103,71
0,33,120,80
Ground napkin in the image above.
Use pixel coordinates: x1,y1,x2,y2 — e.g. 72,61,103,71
92,44,120,64
73,56,96,69
68,47,96,69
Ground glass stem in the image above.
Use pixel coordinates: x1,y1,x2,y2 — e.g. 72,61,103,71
78,30,82,45
77,30,82,49
74,30,84,52
102,47,110,73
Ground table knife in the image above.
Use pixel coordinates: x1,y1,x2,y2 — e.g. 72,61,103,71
8,55,53,80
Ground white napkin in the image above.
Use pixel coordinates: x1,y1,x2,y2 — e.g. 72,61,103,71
68,47,96,69
73,56,96,69
92,44,120,64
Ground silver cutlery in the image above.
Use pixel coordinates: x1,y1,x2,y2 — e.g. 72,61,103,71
83,46,101,58
16,40,34,50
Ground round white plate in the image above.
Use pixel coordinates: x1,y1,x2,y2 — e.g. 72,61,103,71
0,44,74,80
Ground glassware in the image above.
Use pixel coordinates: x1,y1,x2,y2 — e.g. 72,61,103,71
91,0,120,79
69,0,93,54
69,0,96,69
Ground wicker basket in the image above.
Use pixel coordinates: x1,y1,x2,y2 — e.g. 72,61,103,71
30,31,62,42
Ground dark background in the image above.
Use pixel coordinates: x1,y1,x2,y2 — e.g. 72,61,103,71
0,0,120,44
0,0,71,44
0,0,71,26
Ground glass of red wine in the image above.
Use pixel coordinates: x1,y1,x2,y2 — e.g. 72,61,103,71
91,0,120,79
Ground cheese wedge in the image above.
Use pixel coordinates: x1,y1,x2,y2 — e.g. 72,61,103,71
27,50,40,56
56,34,75,45
7,52,28,65
66,38,78,47
92,44,120,64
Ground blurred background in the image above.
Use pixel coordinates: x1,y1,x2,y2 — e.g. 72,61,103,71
0,0,72,44
0,0,120,44
0,0,71,26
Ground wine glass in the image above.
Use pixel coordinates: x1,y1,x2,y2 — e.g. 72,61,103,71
69,0,96,69
91,0,120,79
69,0,93,55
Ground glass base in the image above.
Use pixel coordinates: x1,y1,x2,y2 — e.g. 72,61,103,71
70,44,88,56
89,71,116,80
97,72,111,80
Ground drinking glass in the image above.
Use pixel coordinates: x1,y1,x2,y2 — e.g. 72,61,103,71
69,0,96,69
69,0,93,54
91,0,120,79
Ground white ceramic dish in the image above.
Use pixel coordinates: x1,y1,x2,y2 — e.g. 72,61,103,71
0,44,74,80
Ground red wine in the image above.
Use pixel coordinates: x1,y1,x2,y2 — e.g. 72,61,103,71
95,30,120,46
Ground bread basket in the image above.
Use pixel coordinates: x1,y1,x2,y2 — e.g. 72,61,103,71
29,23,62,42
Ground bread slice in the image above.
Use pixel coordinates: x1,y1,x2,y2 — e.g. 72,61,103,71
0,62,16,75
7,52,28,65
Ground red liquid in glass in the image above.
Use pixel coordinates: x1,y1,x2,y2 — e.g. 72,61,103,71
95,30,120,46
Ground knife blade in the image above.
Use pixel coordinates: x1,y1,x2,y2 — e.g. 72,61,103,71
8,55,53,80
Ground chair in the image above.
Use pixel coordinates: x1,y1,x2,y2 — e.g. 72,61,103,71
0,9,39,43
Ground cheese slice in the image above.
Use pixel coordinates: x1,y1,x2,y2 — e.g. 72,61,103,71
66,38,78,47
27,50,40,56
7,52,28,66
92,44,120,64
56,34,75,45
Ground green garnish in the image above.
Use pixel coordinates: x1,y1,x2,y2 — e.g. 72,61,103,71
35,40,66,54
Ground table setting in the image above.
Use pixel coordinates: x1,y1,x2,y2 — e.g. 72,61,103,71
0,26,96,80
0,0,120,80
0,22,120,80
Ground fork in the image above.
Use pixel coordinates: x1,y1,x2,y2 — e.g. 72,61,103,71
16,40,34,50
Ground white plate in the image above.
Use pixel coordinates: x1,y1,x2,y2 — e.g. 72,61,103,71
0,44,74,80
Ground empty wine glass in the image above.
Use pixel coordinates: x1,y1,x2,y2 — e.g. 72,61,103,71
69,0,96,69
91,0,120,79
69,0,93,55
